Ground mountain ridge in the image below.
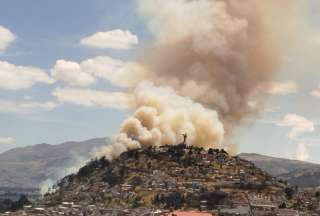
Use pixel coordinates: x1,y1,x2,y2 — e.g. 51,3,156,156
0,138,109,188
1,140,320,189
238,153,320,187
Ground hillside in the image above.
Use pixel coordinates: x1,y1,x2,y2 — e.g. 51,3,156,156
0,138,109,189
12,145,294,215
238,153,320,176
278,169,320,188
239,153,320,187
5,144,319,215
1,143,319,190
4,144,320,215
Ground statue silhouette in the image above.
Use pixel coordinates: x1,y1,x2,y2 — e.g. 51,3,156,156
182,133,187,144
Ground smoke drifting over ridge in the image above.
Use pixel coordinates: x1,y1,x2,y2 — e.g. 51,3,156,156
95,0,297,159
95,82,224,159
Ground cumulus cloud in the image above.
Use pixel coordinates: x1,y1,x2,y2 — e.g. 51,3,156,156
53,87,132,109
311,90,320,97
0,137,15,144
0,61,54,90
310,31,320,46
51,60,96,87
0,26,15,52
265,81,298,95
310,84,320,97
276,114,315,139
80,29,138,49
0,100,57,113
264,106,281,113
51,56,146,88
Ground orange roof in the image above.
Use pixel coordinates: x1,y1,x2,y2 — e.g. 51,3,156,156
167,211,215,216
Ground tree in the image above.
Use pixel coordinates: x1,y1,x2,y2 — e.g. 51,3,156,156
8,195,30,212
103,169,120,187
132,198,140,208
200,191,228,209
99,156,110,168
208,148,214,155
279,202,286,209
78,159,100,177
220,149,228,155
129,176,142,186
284,187,295,199
165,192,184,209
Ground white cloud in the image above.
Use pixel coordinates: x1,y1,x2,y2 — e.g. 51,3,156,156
80,29,138,50
0,61,54,90
295,142,309,161
0,137,15,144
0,26,16,52
0,100,57,113
311,90,320,97
310,31,320,46
51,60,95,87
53,87,131,109
80,56,145,87
23,95,33,100
266,81,298,95
310,84,320,97
276,114,314,139
264,106,280,113
51,56,145,88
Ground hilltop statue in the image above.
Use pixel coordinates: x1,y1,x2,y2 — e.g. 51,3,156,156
182,133,187,144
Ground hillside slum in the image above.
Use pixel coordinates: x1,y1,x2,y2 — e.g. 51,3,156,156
2,144,320,216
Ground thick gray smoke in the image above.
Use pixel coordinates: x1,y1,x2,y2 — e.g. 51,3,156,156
94,0,298,158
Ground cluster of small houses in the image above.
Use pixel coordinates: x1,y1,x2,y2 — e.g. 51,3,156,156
2,145,320,215
0,201,317,216
0,202,159,216
106,145,320,215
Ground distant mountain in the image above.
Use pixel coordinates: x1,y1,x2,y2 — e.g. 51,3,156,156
239,153,320,187
0,138,109,189
1,143,320,189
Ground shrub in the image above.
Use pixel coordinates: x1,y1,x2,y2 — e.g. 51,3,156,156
103,169,120,187
77,159,100,177
284,187,295,199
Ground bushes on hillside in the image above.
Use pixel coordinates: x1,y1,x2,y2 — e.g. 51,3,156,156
77,157,110,178
0,195,30,213
102,169,120,187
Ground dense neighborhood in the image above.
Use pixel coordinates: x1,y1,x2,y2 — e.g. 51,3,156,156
2,144,320,215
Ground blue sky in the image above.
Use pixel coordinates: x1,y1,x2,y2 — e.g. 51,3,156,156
0,0,320,163
0,0,145,149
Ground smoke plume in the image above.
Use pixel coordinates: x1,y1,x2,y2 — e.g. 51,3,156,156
137,0,286,134
95,0,297,158
95,82,224,159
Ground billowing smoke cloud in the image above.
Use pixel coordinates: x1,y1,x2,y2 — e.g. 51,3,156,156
94,0,297,158
136,0,285,135
95,82,224,159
